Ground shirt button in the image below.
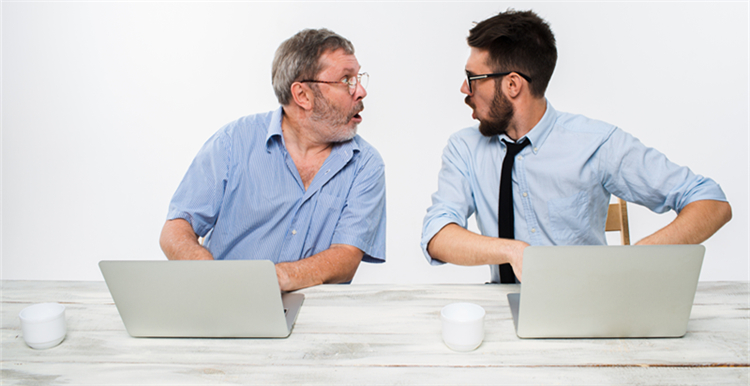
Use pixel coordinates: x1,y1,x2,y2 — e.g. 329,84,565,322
531,228,537,233
291,230,297,235
522,192,528,197
517,155,523,161
533,147,538,152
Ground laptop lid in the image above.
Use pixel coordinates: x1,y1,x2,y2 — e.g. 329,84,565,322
99,260,303,338
508,245,704,338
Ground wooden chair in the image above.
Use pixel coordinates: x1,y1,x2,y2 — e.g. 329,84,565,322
606,197,630,245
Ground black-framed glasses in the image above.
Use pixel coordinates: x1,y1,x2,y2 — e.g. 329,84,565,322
465,70,532,94
300,72,369,95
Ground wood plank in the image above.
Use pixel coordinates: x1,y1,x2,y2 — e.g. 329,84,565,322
3,327,747,366
1,362,747,385
1,281,747,385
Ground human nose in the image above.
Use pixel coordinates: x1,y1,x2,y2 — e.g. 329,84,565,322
354,80,367,100
460,78,472,95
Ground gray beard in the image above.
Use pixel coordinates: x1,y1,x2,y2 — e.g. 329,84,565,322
310,88,363,143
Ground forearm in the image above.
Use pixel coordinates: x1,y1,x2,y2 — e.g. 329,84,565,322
159,218,214,260
636,200,732,245
275,244,363,292
427,223,527,266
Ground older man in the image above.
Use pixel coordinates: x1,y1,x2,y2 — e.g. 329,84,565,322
422,10,731,283
161,29,386,292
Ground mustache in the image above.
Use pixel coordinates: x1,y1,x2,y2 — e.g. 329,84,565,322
464,96,474,109
349,101,364,119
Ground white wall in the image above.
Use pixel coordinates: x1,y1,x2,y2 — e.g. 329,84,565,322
2,1,747,283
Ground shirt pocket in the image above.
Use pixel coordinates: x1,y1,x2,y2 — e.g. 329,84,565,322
303,193,347,257
547,191,591,245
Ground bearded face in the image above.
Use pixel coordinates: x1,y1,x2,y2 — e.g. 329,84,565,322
310,85,364,143
466,83,515,137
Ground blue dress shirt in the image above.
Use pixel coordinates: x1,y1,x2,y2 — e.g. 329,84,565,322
422,101,726,281
168,107,386,264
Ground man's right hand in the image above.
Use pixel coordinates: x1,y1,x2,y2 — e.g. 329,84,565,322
427,223,529,281
505,238,529,282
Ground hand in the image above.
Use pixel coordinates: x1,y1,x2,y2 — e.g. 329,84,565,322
275,263,292,292
506,240,529,282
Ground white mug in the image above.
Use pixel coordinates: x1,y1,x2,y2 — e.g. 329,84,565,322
441,302,485,352
19,303,67,349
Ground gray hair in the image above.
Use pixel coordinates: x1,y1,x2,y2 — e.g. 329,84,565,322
272,29,355,106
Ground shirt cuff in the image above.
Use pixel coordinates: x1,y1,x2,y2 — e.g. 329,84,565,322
421,217,461,266
166,210,210,237
331,234,385,264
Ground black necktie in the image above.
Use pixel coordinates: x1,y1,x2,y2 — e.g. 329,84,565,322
498,139,530,283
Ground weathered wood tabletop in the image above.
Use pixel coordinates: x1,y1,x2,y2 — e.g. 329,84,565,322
2,281,748,385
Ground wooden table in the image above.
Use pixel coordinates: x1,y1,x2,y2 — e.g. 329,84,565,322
2,281,748,385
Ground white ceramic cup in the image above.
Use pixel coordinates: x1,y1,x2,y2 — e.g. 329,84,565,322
441,302,485,352
19,303,67,349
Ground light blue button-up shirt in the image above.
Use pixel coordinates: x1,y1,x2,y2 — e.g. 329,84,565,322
422,101,726,282
168,107,386,264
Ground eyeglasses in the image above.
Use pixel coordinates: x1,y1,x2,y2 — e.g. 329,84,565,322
465,70,532,94
300,72,369,95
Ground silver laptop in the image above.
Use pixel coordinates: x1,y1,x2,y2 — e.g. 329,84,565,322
99,260,303,338
507,245,704,338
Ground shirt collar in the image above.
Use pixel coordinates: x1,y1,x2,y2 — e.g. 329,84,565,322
500,99,556,155
332,136,359,160
265,106,285,152
264,106,360,159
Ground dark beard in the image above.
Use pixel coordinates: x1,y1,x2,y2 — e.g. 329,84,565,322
468,90,514,137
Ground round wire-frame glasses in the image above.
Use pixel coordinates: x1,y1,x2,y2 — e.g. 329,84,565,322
300,72,369,95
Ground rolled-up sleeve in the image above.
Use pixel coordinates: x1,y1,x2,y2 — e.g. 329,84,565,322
421,133,477,265
331,151,387,263
167,130,231,237
600,128,727,214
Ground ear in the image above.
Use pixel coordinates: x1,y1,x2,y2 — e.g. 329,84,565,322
290,82,314,111
505,73,525,99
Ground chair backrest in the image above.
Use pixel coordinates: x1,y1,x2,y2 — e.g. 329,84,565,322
605,197,630,245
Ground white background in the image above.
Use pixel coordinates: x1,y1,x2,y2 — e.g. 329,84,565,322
2,1,748,283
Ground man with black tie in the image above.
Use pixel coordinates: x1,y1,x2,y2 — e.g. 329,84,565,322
421,10,731,283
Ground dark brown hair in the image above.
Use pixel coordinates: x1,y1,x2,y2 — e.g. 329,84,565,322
468,10,557,98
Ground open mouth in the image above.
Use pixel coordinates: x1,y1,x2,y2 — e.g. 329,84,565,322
351,106,364,122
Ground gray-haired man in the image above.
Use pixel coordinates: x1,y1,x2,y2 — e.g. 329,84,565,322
160,29,386,292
